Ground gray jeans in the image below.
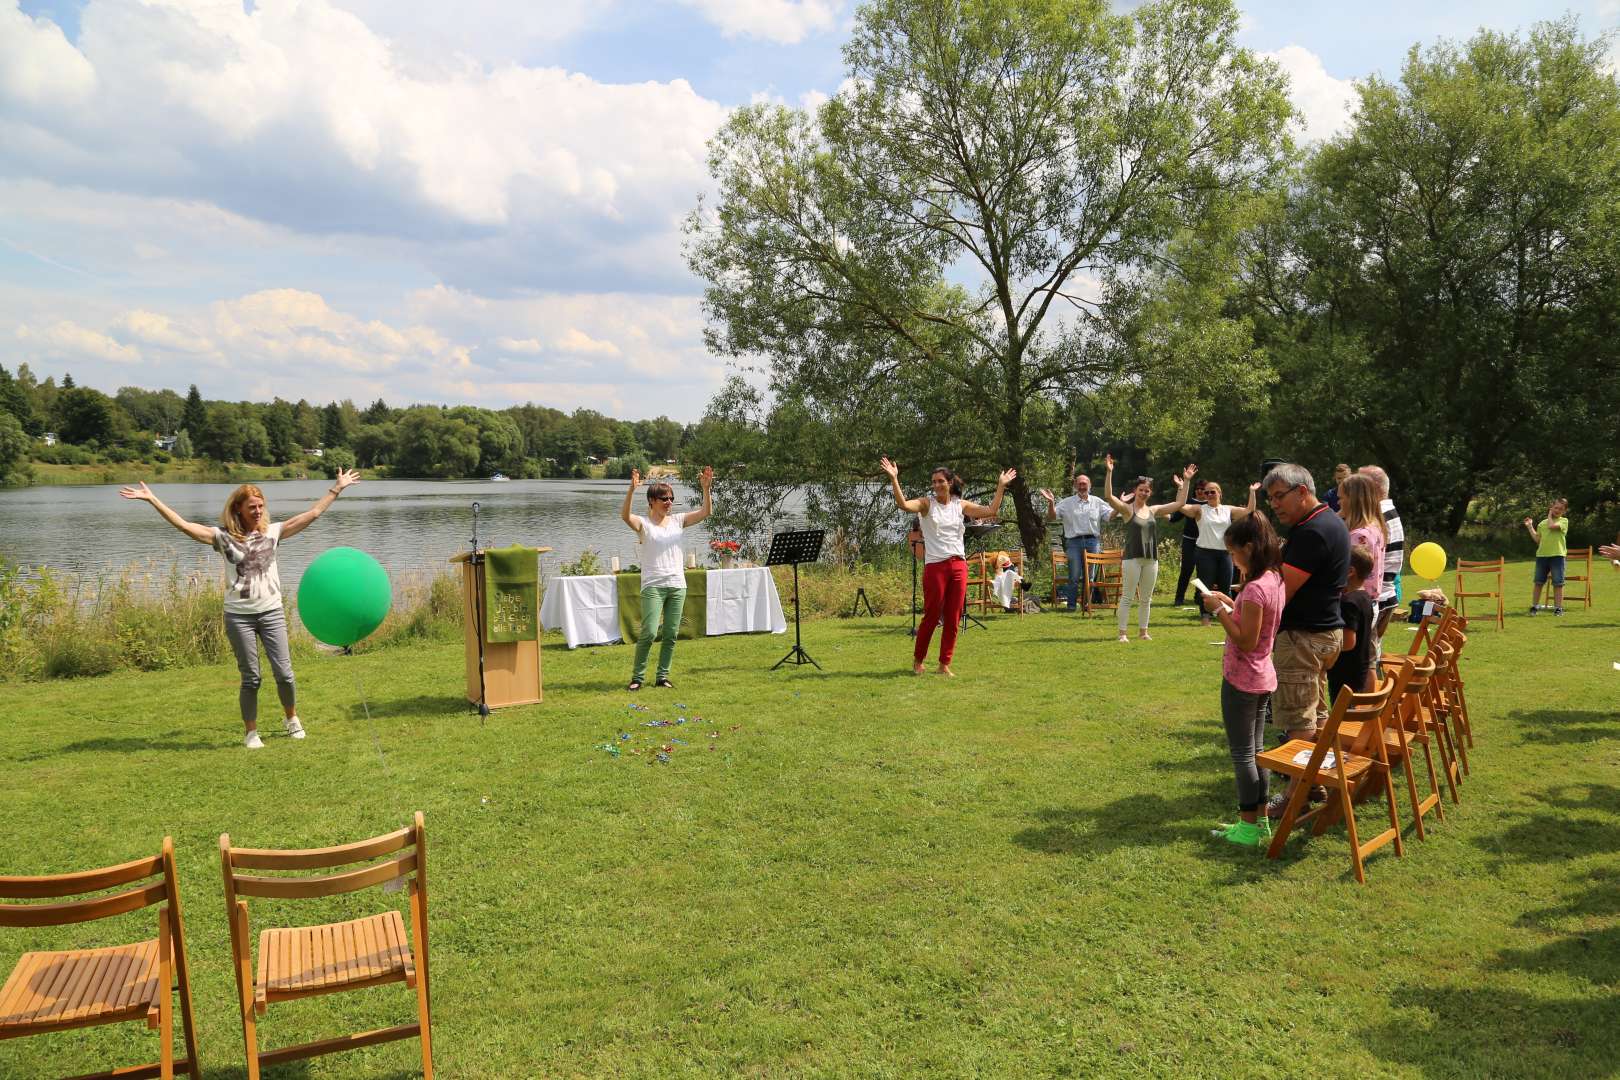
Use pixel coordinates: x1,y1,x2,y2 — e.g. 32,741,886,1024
1221,679,1271,812
224,609,296,726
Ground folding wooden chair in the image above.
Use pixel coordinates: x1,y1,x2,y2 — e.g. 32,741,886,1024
1081,549,1124,615
1258,672,1406,883
0,838,200,1079
984,550,1026,614
1455,557,1505,630
1050,546,1068,608
1363,653,1448,839
962,553,991,614
1564,547,1594,609
1434,619,1474,751
1407,606,1456,656
220,813,433,1079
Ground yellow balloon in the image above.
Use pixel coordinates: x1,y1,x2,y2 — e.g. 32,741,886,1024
1410,541,1447,580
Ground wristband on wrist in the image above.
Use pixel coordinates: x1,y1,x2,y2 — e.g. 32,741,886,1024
328,488,341,496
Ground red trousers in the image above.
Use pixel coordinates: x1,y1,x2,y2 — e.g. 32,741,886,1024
915,556,968,665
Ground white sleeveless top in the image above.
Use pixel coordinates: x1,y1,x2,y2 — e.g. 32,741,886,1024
919,497,965,563
1196,504,1233,550
638,512,688,589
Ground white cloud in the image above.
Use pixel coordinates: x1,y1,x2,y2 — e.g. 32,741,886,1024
493,336,545,355
16,319,141,363
116,310,213,353
1265,45,1357,145
678,0,840,45
0,0,728,292
326,0,607,65
555,327,621,357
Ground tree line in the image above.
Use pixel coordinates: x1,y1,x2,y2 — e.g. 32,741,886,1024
684,0,1620,552
0,366,692,482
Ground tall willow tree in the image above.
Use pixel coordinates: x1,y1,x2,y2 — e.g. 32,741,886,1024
686,0,1292,554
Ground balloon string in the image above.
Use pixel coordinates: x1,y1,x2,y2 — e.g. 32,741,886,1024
353,667,388,773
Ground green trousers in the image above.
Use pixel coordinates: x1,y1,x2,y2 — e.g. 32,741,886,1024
632,586,687,682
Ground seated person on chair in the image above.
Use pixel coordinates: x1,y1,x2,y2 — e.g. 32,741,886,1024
991,551,1022,611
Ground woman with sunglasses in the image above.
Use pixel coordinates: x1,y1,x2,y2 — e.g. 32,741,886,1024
620,465,713,690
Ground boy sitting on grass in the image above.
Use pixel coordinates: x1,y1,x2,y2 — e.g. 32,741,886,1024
1327,545,1378,706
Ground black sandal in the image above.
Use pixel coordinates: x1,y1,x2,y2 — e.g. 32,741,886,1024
627,679,643,692
655,677,674,689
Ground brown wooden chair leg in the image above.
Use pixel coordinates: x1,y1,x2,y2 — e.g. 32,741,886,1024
1340,782,1365,884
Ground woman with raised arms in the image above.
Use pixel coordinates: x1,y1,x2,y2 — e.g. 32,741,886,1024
880,457,1015,676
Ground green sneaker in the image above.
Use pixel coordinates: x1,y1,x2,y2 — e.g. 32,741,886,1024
1216,820,1268,849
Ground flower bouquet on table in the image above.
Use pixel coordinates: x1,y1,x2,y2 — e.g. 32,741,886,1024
710,540,741,568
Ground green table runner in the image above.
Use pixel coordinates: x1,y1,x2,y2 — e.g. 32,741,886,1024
484,545,539,643
615,568,707,643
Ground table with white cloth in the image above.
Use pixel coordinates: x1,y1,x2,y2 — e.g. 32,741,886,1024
540,567,788,648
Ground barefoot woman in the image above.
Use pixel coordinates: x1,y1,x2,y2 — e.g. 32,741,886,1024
120,471,361,748
880,457,1015,676
619,466,713,691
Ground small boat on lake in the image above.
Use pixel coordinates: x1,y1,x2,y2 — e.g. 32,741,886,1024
489,473,510,482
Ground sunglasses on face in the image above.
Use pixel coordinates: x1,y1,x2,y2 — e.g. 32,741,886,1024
653,494,674,502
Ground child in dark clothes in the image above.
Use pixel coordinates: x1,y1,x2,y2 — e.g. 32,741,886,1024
1327,545,1378,706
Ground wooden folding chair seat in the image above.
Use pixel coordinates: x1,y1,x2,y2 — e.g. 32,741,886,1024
1455,557,1505,630
221,813,433,1079
1081,549,1123,615
1258,673,1406,883
1564,547,1594,609
0,839,199,1079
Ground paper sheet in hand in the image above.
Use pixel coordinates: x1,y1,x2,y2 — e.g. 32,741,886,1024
1191,577,1210,596
1292,749,1336,770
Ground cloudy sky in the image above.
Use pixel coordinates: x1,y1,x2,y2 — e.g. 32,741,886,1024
1,0,1610,421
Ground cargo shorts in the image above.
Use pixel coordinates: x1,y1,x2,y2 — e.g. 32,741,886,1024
1273,628,1344,735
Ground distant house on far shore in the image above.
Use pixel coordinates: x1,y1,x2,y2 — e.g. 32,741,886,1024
154,434,177,452
304,447,325,458
42,432,58,447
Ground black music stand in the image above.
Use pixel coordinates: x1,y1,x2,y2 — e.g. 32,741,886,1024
906,519,922,637
768,529,824,670
960,521,1001,631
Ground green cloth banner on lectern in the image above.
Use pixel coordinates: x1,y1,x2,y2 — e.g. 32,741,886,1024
483,545,538,643
616,568,707,642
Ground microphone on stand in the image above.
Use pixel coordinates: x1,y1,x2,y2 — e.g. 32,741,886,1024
469,501,489,719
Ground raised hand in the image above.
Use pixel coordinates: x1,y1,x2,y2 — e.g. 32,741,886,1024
700,465,714,492
998,467,1017,487
1249,481,1261,493
1183,463,1198,480
119,481,156,503
879,456,900,479
1039,488,1055,504
629,468,642,489
1522,516,1534,529
332,467,361,491
1103,453,1115,471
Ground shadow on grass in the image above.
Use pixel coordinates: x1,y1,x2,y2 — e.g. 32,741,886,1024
366,693,479,719
1472,784,1620,864
16,734,219,762
1362,983,1614,1077
1508,708,1620,745
210,1065,418,1080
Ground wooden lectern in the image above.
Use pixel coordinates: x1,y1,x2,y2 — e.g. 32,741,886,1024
450,548,549,709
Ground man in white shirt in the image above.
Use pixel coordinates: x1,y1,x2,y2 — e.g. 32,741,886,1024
1041,473,1113,610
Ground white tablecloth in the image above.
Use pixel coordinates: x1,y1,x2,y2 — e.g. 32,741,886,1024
706,567,788,636
539,574,623,648
539,568,787,648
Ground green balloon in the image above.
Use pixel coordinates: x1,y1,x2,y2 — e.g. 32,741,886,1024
296,547,391,648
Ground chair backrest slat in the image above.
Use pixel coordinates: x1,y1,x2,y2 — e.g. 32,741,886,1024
0,854,163,899
0,880,168,928
230,827,413,871
232,851,417,899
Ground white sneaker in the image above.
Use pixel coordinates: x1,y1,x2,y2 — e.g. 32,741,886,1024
284,715,306,740
244,731,264,750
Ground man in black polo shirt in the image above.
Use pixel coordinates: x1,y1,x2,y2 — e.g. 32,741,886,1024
1265,463,1350,744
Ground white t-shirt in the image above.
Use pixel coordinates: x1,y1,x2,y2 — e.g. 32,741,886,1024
1196,504,1233,550
638,512,688,589
213,522,285,615
919,497,965,563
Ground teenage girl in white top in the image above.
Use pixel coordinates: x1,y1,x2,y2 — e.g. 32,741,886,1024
881,456,1015,676
1174,479,1262,625
619,466,712,691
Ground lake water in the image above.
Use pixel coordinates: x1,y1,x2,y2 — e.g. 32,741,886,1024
0,478,790,596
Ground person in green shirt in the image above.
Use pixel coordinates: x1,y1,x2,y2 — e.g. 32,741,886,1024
1524,497,1570,616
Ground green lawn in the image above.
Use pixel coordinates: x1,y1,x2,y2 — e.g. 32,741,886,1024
3,561,1617,1078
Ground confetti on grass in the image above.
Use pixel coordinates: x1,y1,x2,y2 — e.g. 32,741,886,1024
596,712,728,766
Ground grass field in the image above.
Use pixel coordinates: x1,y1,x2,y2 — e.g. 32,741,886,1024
3,560,1617,1078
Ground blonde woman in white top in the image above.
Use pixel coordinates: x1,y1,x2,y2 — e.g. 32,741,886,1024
1175,479,1262,625
881,457,1015,676
620,465,712,690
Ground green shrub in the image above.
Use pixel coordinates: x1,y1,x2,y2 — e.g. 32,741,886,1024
560,549,603,576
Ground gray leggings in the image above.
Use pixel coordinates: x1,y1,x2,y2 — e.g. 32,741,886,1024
1220,679,1271,812
224,609,296,726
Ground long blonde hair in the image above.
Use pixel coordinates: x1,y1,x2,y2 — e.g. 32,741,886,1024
1338,474,1386,539
221,484,268,540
